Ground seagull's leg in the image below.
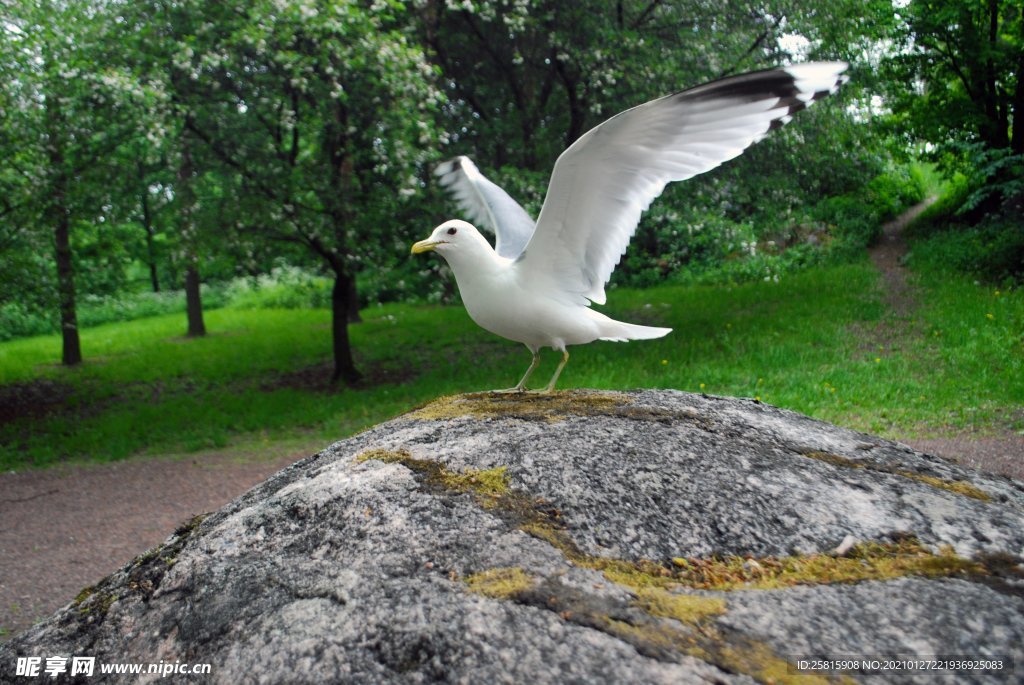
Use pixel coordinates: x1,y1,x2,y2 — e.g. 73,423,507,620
534,349,569,394
493,346,541,393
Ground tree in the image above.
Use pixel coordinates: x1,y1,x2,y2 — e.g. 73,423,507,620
127,0,443,382
418,0,852,173
886,0,1023,209
113,0,215,336
418,0,888,285
0,0,154,363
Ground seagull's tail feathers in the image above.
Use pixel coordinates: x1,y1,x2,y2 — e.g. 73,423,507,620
598,320,673,343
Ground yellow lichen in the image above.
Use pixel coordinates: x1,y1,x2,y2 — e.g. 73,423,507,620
355,448,413,464
602,617,687,653
73,586,96,606
356,448,511,507
72,585,117,616
518,521,580,553
802,451,991,501
407,391,639,423
464,567,536,599
716,639,853,685
603,615,848,684
610,539,985,592
632,586,726,624
443,466,510,505
912,474,991,501
591,558,683,588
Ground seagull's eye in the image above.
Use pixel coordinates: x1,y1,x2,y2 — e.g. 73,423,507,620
447,227,457,236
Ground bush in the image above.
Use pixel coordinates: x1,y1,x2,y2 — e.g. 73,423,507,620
813,194,882,254
77,288,228,328
813,165,927,257
225,267,332,310
609,163,927,290
0,302,56,341
906,163,1024,285
865,165,926,218
0,286,234,341
907,218,1024,285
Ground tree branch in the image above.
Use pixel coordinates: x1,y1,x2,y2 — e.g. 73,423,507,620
631,0,664,30
720,14,783,78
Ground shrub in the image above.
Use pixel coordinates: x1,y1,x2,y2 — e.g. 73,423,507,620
225,267,332,310
907,218,1024,285
0,303,56,341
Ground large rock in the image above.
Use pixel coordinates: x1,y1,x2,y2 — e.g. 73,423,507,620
2,390,1023,684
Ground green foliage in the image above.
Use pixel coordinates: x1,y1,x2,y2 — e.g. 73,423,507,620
3,262,1021,469
908,165,1024,285
813,166,926,257
882,0,1022,223
0,303,55,342
424,0,904,299
908,161,947,198
884,0,1022,152
934,142,1024,214
0,287,235,342
608,163,925,290
908,218,1024,285
867,165,928,217
0,0,1005,387
915,173,972,222
226,269,332,310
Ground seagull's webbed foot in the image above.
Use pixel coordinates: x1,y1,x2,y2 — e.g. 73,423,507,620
491,348,541,394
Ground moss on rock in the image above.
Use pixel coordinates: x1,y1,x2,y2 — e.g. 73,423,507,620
407,390,683,424
801,450,991,501
464,567,536,599
652,539,985,591
356,448,510,508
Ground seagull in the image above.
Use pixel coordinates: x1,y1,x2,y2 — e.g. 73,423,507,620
413,62,848,393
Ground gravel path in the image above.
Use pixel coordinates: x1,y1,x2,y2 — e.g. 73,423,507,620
0,450,305,641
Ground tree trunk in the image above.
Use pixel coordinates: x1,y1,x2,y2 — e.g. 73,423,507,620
144,215,160,292
184,265,206,337
139,162,160,292
346,275,362,323
46,94,81,366
981,0,1008,149
53,194,82,366
556,61,587,149
178,129,205,337
330,272,361,384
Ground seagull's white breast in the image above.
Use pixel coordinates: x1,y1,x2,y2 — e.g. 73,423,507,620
450,259,602,349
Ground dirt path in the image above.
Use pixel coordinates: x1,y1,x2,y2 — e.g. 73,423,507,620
868,197,935,320
867,198,1024,480
0,448,310,641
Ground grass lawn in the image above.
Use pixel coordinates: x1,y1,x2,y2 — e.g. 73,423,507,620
1,259,1021,470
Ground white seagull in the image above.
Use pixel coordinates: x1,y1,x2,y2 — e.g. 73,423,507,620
413,62,848,392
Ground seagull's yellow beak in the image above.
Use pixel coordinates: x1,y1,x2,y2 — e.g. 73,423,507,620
411,239,443,254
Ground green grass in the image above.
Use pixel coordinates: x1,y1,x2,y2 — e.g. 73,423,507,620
1,260,1021,470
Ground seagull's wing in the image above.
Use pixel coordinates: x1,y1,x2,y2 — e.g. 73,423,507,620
515,62,848,305
435,156,536,259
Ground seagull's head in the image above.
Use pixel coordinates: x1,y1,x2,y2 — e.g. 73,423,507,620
411,219,490,260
